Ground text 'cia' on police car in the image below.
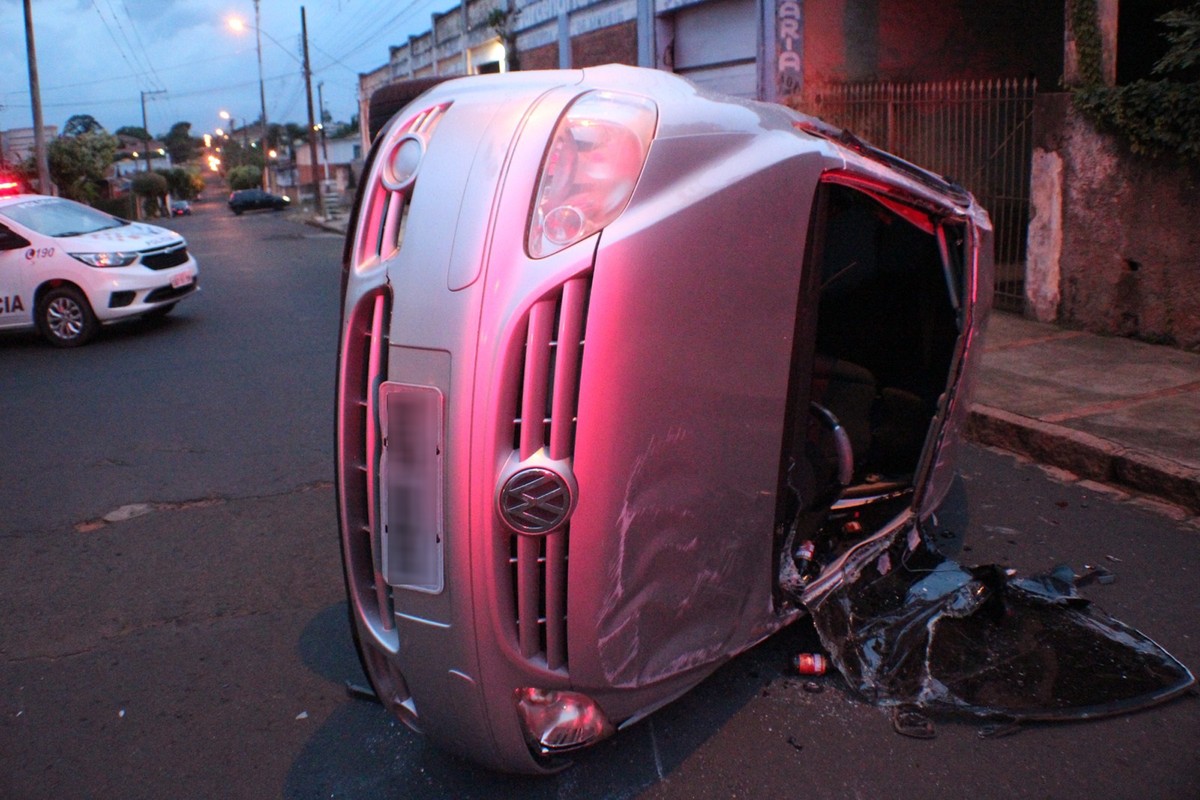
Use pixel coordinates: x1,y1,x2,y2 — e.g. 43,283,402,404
0,194,199,347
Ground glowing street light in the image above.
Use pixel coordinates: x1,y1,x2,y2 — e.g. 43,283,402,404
219,110,248,148
226,2,269,191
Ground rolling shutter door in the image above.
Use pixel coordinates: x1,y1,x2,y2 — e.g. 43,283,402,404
672,0,759,98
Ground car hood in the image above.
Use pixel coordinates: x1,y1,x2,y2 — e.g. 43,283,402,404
64,222,181,251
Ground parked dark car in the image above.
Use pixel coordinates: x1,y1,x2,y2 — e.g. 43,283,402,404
170,200,192,216
227,189,289,215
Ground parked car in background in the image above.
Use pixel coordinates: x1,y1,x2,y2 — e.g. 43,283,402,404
170,200,192,216
228,188,289,215
0,194,199,346
336,65,1192,774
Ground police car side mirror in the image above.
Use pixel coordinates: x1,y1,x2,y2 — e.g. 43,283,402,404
0,226,31,251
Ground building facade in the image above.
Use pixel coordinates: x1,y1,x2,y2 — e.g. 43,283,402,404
1,126,59,167
355,1,1198,348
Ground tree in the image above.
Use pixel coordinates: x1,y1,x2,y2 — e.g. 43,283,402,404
227,165,261,191
156,167,204,201
162,121,199,164
62,114,106,137
217,137,261,171
487,5,521,72
116,125,152,141
283,123,308,158
131,171,169,216
1073,1,1200,162
332,114,359,138
47,130,117,203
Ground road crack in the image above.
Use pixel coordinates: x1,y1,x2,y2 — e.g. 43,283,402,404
72,480,334,533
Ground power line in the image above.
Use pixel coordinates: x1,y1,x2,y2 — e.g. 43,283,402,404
320,0,438,66
119,0,171,94
90,0,148,88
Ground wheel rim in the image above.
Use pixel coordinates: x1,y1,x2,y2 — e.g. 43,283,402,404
47,296,84,340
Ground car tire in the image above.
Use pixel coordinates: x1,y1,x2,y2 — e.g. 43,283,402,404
143,302,177,320
233,209,243,215
37,285,98,347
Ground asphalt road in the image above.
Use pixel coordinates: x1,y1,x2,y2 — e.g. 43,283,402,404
1,200,1197,799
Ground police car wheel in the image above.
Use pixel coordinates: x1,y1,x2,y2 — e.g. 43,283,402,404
38,286,97,347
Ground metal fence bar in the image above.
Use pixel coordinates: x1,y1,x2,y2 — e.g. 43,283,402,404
807,78,1036,313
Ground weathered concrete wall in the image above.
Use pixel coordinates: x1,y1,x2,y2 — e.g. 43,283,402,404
1026,148,1063,322
1029,93,1200,351
800,0,1063,96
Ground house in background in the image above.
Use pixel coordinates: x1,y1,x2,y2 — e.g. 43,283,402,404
1,126,60,168
292,132,364,210
111,133,172,177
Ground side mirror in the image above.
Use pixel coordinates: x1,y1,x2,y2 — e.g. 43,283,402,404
0,226,31,251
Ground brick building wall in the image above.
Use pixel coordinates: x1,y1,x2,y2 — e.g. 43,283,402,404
521,43,559,71
571,19,638,68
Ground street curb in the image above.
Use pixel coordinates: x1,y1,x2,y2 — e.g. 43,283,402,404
304,216,347,236
966,404,1200,515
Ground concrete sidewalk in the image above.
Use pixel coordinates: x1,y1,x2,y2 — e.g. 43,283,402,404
969,311,1200,516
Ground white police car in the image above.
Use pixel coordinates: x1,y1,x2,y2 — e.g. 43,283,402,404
0,194,199,346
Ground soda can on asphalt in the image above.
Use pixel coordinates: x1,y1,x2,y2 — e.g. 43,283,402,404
794,652,827,675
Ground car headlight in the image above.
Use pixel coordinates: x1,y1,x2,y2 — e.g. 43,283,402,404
69,252,138,268
527,90,658,259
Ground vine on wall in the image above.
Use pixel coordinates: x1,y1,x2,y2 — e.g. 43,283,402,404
1071,0,1200,163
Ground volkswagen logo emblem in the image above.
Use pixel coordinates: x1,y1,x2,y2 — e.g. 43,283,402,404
499,467,573,535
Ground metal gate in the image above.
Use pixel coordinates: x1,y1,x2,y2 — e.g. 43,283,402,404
807,79,1037,312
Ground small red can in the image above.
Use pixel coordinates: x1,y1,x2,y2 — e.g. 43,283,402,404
794,653,827,675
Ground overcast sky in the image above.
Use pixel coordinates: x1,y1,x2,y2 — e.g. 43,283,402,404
0,0,459,139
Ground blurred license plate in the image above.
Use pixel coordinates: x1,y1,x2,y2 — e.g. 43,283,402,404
171,272,193,289
379,382,444,592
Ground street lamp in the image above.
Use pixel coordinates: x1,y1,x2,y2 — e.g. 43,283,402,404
227,1,270,191
219,110,248,148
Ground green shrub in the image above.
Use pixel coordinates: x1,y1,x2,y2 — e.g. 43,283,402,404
156,167,205,201
131,171,169,197
1071,0,1200,163
227,165,262,191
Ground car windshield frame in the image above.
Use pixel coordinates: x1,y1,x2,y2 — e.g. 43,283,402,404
1,197,128,237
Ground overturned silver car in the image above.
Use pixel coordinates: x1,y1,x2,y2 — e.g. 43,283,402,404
336,65,1192,773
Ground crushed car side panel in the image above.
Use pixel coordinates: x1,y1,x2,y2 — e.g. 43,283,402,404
568,130,832,689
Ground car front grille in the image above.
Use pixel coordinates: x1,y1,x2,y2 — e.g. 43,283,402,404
337,103,451,650
140,242,189,270
337,288,397,644
506,276,591,672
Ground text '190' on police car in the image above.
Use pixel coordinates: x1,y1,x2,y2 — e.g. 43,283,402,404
0,194,199,347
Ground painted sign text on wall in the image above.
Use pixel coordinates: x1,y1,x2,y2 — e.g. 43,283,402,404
777,0,802,97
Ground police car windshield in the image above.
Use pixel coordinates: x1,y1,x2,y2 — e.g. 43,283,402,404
2,198,128,237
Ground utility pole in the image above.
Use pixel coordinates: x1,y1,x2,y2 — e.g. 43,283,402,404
317,81,329,181
254,0,270,191
301,6,323,216
141,89,166,172
22,0,51,194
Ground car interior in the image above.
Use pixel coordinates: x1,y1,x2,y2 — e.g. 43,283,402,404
777,180,966,597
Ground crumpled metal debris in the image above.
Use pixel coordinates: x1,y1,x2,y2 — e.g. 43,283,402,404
805,524,1195,723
